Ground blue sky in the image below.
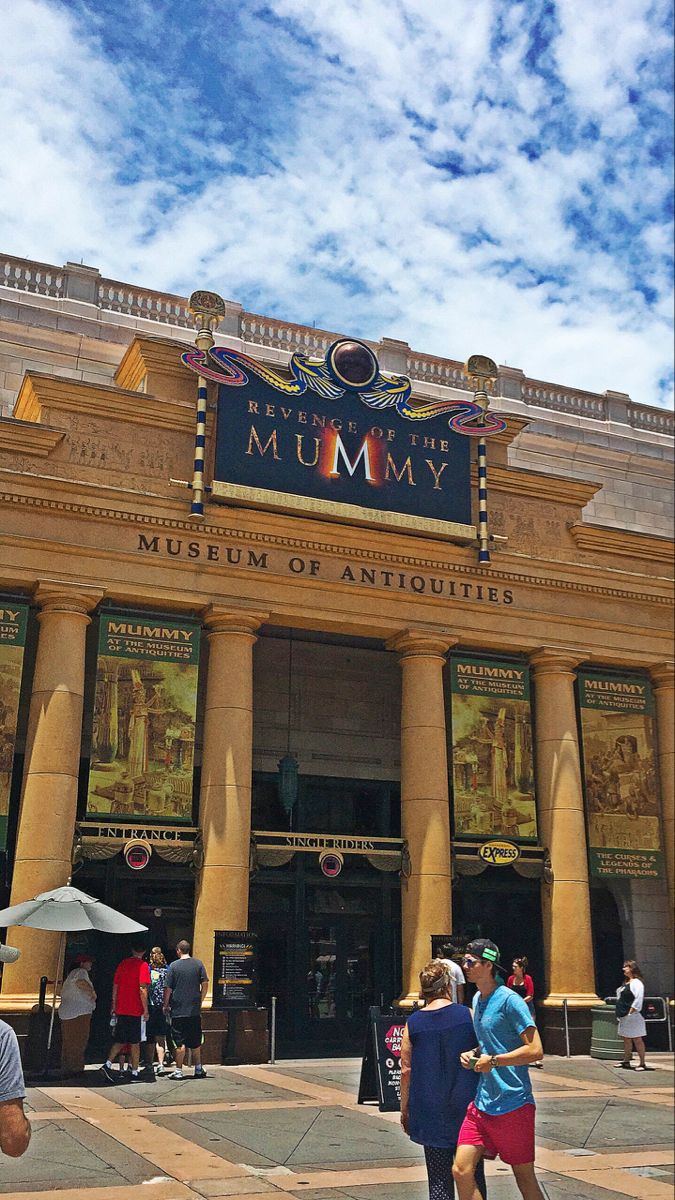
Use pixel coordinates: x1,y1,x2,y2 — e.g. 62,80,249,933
0,0,672,407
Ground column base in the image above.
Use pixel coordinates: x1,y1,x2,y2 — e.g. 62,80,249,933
395,992,421,1010
538,998,599,1055
0,992,47,1013
541,992,601,1008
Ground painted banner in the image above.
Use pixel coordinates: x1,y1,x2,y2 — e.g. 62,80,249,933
0,603,29,851
578,671,663,879
450,656,537,841
86,614,201,824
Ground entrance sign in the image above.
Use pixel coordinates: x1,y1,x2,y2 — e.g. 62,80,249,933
578,671,663,879
212,930,258,1010
478,840,521,866
357,1006,408,1112
450,656,537,841
86,614,201,825
0,602,28,852
181,340,508,541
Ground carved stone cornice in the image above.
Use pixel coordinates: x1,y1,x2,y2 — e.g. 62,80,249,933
0,418,65,458
386,629,458,659
569,522,674,563
201,604,269,637
650,662,675,691
0,483,672,609
478,464,601,507
529,647,588,676
13,372,203,435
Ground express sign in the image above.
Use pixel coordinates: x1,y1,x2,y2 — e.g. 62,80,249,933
181,340,503,540
478,840,521,866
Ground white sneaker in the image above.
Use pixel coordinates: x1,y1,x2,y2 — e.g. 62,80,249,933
167,1070,184,1080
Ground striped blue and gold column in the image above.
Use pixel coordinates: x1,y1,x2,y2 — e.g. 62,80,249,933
464,355,499,565
187,290,226,520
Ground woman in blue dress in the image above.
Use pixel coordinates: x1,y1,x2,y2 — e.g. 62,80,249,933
401,960,487,1200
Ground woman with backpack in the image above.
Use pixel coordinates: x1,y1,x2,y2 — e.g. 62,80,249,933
615,960,649,1071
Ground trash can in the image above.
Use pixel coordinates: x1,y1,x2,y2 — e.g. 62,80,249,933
590,1001,624,1060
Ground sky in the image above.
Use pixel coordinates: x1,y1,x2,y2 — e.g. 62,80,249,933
0,0,673,408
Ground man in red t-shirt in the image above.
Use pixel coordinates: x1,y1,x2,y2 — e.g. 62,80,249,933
100,945,150,1083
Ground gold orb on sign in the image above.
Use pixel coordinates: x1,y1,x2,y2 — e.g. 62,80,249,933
465,354,498,382
188,290,226,321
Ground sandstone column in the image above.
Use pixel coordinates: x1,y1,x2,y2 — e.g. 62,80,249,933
651,663,674,916
192,607,267,1000
530,649,599,1013
388,630,455,1007
1,582,103,1007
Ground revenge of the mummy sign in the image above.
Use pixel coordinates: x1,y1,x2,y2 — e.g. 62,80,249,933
187,340,485,538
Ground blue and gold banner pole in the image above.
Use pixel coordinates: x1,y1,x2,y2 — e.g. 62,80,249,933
464,355,499,564
187,290,226,520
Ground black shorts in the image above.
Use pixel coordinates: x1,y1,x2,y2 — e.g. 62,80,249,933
114,1014,142,1045
169,1015,202,1050
146,1007,167,1041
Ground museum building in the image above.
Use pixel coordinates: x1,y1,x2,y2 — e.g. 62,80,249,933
0,254,672,1059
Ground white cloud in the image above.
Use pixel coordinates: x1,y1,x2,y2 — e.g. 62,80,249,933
0,0,671,407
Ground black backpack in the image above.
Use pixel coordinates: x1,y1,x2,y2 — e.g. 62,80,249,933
615,984,634,1018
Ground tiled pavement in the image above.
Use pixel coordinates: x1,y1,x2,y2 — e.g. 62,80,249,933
5,1054,673,1199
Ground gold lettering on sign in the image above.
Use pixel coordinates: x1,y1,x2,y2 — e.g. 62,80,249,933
296,434,321,467
246,425,281,459
385,453,416,485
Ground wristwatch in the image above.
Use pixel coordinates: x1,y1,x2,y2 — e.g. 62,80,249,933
489,1054,499,1070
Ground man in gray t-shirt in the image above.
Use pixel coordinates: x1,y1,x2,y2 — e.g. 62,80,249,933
0,996,31,1156
163,940,208,1080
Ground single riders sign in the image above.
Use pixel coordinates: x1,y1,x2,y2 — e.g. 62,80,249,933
182,339,505,540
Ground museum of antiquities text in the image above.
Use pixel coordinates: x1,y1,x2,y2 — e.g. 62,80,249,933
0,255,672,1058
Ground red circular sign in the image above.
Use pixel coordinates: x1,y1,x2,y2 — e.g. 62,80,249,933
124,842,151,871
320,852,343,878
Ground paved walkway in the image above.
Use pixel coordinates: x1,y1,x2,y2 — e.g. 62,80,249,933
6,1054,673,1199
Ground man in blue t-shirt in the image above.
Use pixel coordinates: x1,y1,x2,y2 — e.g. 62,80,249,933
453,939,544,1200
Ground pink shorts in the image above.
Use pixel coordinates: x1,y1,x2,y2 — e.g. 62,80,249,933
457,1101,536,1166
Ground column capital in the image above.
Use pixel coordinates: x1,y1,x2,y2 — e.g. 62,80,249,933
650,662,675,691
33,580,105,617
386,628,458,660
529,647,587,676
201,604,269,637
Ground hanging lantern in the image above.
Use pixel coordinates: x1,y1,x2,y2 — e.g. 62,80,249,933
277,751,299,814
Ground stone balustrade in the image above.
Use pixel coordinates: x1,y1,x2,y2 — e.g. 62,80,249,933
1,251,673,433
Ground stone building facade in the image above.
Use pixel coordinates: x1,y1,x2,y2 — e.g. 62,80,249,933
0,253,672,1059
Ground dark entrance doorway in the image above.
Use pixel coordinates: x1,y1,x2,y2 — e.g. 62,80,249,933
590,883,624,999
250,860,401,1056
453,869,545,998
69,857,194,1051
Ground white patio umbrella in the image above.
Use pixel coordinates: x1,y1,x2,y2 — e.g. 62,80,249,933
0,885,148,1052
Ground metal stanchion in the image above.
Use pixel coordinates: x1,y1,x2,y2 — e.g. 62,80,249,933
270,996,277,1064
563,998,571,1057
667,997,673,1053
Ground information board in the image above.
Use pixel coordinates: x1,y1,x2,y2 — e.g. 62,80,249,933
212,930,258,1010
357,1006,408,1113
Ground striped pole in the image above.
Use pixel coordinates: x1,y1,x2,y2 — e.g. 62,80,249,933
187,291,225,520
464,356,498,565
474,386,490,562
190,328,212,520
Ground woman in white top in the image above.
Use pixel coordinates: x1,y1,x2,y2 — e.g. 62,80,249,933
58,953,96,1075
616,960,648,1071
